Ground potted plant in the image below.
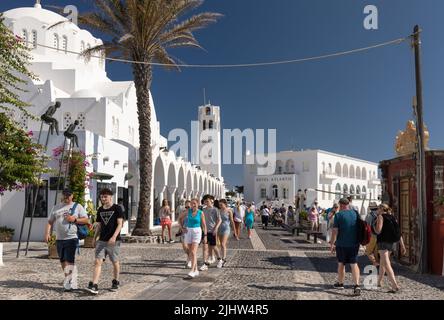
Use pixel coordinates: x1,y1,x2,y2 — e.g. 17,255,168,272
83,227,96,248
47,234,59,259
299,211,311,229
0,226,14,242
434,195,444,219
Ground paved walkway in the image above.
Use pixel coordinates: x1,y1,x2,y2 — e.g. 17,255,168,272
1,221,443,300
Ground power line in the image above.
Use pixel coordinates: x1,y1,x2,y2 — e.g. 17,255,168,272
25,32,415,69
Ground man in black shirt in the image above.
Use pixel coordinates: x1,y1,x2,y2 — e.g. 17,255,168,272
86,188,124,295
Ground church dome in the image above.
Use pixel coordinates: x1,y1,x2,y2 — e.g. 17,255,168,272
3,3,80,31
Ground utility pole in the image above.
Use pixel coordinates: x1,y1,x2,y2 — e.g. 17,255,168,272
412,25,428,274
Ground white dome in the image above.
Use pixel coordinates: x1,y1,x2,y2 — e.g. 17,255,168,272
3,6,80,31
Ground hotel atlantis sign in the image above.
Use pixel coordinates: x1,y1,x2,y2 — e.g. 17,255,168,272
255,175,295,183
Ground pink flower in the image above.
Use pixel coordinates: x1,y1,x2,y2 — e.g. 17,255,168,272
27,131,33,137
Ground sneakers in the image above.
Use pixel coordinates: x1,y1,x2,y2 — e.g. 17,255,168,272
87,282,99,295
169,239,175,244
111,279,120,291
199,263,209,271
216,258,224,269
187,270,199,278
333,282,344,289
353,285,361,296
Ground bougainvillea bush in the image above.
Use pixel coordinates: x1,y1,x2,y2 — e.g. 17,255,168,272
0,113,48,195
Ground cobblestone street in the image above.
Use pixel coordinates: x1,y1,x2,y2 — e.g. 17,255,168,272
1,221,443,300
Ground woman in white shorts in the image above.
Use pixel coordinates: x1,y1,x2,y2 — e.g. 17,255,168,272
183,198,207,278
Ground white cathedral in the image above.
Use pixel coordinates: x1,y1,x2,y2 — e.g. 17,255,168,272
0,2,225,240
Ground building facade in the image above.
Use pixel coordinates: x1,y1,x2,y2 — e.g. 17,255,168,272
244,149,381,211
0,3,224,241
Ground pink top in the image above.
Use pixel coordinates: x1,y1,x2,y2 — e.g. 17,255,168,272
308,209,319,222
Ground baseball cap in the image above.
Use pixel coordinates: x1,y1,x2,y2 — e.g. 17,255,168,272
62,188,73,196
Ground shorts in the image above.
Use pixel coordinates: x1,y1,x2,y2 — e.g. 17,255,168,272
378,242,395,252
56,239,78,263
261,216,269,225
184,227,201,244
203,232,217,246
95,240,121,263
161,218,172,227
336,245,360,264
218,224,231,237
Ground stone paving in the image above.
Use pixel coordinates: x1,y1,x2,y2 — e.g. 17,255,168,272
0,220,443,300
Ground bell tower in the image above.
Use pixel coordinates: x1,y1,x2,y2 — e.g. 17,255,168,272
197,104,221,178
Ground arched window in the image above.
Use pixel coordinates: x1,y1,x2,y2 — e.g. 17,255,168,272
31,30,37,48
335,162,342,176
356,166,361,180
206,107,211,115
362,186,367,198
328,163,332,174
272,185,278,199
362,168,367,180
350,185,355,199
53,34,59,50
62,35,68,53
350,165,355,179
342,164,349,178
356,186,361,200
283,187,288,199
343,184,348,196
276,160,283,174
209,120,214,129
335,183,341,200
285,159,295,173
322,162,326,173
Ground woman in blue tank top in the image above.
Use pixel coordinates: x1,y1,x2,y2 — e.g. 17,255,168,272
181,199,207,278
244,203,255,239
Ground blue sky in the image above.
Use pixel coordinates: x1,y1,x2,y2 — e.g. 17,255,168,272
3,0,444,188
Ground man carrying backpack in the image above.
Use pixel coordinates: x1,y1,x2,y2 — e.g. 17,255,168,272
330,198,361,296
375,204,406,293
45,188,89,291
86,188,124,295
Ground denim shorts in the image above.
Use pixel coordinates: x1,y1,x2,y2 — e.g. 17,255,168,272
336,245,360,264
56,239,78,263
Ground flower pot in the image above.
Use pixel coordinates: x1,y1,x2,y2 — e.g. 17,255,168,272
48,245,59,259
83,236,95,248
0,233,13,242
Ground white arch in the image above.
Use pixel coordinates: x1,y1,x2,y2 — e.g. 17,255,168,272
349,165,355,179
335,162,342,177
356,166,361,180
193,172,198,195
362,168,367,180
167,162,177,188
154,156,166,188
335,183,341,200
356,185,361,199
204,177,208,195
178,166,186,198
186,170,193,197
199,175,203,194
343,184,348,195
342,164,349,178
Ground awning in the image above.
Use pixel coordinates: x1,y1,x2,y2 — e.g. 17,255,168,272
90,172,114,181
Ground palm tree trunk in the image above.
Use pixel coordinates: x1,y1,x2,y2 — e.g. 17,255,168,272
132,61,153,236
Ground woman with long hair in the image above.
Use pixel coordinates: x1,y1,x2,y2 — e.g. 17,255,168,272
183,198,207,278
216,199,235,268
375,204,406,293
160,199,174,243
244,202,255,239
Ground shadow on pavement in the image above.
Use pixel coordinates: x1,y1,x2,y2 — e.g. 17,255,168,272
0,280,61,293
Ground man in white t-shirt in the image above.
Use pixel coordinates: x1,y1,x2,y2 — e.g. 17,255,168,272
45,188,89,291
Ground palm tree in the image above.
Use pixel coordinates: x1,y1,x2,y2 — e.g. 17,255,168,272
79,0,221,235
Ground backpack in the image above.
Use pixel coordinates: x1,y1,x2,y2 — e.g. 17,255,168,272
355,211,371,246
69,203,89,240
382,214,401,243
